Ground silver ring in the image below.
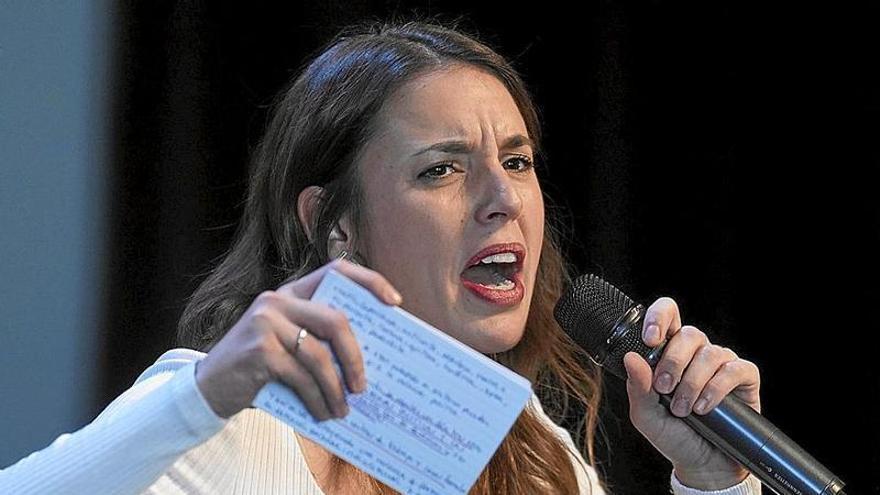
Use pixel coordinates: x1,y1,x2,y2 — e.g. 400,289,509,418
294,327,309,354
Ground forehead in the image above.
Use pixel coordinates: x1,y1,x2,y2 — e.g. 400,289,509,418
374,65,529,144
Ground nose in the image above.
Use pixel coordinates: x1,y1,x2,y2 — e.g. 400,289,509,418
474,161,524,224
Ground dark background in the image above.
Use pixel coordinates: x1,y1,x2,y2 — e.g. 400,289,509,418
97,2,879,493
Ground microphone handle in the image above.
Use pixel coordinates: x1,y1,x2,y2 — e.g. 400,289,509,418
656,392,845,495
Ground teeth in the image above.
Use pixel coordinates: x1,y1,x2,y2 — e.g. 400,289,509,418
479,252,517,264
485,279,515,290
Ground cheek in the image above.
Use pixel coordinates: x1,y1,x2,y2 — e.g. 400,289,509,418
530,191,545,235
522,184,546,286
524,184,545,242
359,189,465,280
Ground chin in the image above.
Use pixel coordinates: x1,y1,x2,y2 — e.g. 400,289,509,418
463,323,526,355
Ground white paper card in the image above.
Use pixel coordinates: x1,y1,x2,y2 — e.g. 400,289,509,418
253,269,532,495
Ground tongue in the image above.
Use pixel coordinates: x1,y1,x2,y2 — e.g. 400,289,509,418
462,264,512,286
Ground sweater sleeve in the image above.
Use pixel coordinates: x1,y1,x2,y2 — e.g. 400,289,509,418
0,349,228,495
671,471,763,495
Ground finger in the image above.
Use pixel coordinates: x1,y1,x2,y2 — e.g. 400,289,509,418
642,297,682,347
280,259,402,305
652,325,708,395
693,359,762,415
670,344,736,417
273,296,366,394
267,349,334,421
624,352,666,432
293,333,350,418
624,352,656,409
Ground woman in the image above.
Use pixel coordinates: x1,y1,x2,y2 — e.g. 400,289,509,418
0,20,762,494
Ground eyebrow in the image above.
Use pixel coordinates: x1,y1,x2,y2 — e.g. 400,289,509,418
410,134,535,157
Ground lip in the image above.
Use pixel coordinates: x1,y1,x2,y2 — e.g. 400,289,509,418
463,242,526,270
460,242,526,307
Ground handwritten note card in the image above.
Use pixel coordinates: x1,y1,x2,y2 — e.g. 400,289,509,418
252,269,533,495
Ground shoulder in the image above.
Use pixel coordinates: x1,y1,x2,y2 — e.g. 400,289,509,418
527,394,579,450
529,394,605,494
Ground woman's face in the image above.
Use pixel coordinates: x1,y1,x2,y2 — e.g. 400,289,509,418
354,65,544,354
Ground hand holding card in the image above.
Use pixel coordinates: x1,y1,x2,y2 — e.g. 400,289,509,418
253,269,533,495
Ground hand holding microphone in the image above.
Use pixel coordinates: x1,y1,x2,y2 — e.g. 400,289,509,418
555,274,845,495
623,296,760,490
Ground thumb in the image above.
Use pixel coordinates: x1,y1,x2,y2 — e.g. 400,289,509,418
624,352,660,419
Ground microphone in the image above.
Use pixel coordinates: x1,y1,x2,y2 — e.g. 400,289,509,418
554,273,846,495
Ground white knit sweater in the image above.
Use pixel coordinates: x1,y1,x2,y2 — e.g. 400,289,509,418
0,348,761,494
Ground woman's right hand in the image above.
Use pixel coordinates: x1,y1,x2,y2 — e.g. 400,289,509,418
194,259,402,420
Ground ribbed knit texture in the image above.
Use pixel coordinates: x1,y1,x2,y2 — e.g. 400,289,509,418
0,348,761,494
672,471,763,495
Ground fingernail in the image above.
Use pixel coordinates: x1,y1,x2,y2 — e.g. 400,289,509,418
387,289,402,305
655,372,673,394
694,397,709,414
672,396,691,417
357,375,367,393
644,324,660,343
335,403,349,418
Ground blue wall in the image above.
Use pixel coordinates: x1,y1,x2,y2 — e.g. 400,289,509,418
0,0,108,467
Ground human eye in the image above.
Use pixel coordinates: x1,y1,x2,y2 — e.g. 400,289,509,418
503,154,535,173
417,162,458,180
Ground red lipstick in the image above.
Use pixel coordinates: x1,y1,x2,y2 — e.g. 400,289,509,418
460,243,525,307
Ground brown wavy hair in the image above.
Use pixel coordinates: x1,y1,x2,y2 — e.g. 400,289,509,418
177,17,604,494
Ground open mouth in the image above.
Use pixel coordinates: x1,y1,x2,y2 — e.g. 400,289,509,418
461,252,521,290
460,243,525,306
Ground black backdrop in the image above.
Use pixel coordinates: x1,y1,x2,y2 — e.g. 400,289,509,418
96,2,879,493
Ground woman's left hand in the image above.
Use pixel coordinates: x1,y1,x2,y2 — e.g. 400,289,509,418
623,297,761,490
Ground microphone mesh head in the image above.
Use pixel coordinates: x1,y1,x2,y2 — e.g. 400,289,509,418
554,274,640,378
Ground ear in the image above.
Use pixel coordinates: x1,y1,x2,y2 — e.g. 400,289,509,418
296,185,324,243
296,185,354,257
328,215,355,259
